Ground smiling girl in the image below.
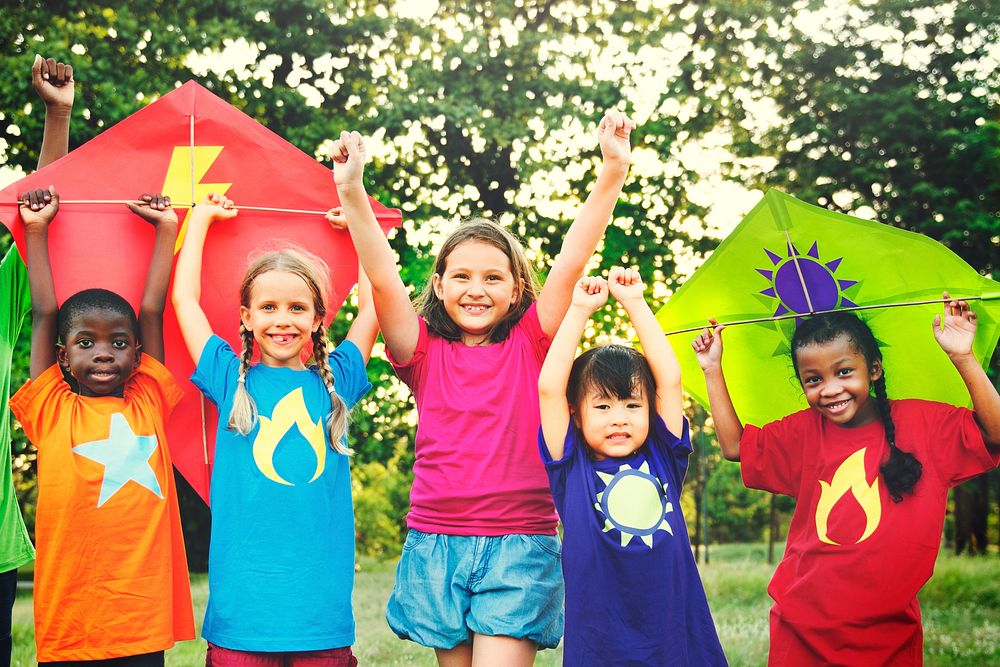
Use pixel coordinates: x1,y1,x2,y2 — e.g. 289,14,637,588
693,302,1000,665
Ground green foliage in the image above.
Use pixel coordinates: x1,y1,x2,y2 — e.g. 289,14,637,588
352,440,413,559
704,461,772,543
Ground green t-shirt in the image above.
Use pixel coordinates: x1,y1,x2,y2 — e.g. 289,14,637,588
1,244,35,570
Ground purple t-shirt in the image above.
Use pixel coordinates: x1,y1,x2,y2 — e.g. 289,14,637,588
390,304,558,535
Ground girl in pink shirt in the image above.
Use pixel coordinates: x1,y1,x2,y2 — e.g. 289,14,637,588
333,111,634,667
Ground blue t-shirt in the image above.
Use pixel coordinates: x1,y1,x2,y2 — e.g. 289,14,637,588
540,416,728,666
193,335,371,651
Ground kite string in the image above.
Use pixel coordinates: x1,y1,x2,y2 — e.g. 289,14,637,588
52,199,332,216
662,295,996,337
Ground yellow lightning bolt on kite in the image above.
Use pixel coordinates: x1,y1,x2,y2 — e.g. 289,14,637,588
815,447,882,546
160,146,232,252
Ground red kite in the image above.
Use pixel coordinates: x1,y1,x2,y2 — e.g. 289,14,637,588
0,81,402,502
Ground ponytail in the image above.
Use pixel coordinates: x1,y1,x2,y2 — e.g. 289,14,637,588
872,371,922,502
312,329,351,455
228,322,260,435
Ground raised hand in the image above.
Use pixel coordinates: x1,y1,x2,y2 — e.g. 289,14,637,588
933,291,977,358
324,206,347,230
32,55,75,109
692,318,725,370
19,186,59,228
597,109,636,166
194,192,238,222
330,130,367,186
126,193,178,228
571,276,609,314
607,266,645,304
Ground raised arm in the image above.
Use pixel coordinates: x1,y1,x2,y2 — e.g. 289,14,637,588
536,110,635,337
608,267,683,435
692,320,743,461
33,55,75,170
331,131,419,363
20,187,60,377
538,276,609,459
126,194,178,362
171,193,237,364
933,292,1000,452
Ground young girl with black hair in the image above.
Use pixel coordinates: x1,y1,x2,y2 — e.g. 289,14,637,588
539,267,727,666
692,297,1000,665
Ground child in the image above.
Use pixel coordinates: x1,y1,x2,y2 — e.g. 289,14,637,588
692,300,1000,666
332,110,635,666
10,188,194,665
538,267,728,666
171,194,378,666
1,53,76,665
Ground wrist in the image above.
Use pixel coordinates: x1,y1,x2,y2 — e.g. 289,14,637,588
599,156,631,174
336,180,367,196
43,104,73,118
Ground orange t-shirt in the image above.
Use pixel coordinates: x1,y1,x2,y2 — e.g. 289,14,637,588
10,355,194,661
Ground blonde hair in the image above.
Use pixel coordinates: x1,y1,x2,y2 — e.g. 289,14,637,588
415,218,540,343
228,246,352,455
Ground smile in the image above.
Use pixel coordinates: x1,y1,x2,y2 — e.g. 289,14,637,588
461,304,489,313
268,333,299,344
608,432,630,441
824,399,851,413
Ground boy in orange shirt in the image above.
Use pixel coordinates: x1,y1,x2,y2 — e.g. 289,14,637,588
10,188,193,665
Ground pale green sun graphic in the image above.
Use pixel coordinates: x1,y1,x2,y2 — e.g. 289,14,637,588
595,460,674,548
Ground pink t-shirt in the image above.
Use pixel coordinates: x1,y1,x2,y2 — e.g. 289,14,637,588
390,304,558,535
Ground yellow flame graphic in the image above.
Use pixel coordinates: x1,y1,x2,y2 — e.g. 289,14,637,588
252,388,326,486
815,447,881,545
159,146,232,253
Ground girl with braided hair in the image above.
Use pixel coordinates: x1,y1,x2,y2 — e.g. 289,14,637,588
692,298,1000,666
172,193,377,666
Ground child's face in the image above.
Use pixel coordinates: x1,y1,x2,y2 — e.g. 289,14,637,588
574,386,650,460
432,240,520,345
240,270,322,369
58,309,140,398
795,334,882,428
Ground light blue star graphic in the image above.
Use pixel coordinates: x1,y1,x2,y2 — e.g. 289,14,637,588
72,412,164,508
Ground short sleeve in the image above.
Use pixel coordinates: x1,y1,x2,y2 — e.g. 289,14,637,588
649,415,692,486
126,354,184,419
538,423,580,516
740,412,807,497
387,316,429,388
515,303,552,362
910,401,998,487
8,363,70,446
328,340,372,409
191,335,241,408
1,246,30,344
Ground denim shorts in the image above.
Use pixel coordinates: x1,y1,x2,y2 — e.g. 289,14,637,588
386,530,564,650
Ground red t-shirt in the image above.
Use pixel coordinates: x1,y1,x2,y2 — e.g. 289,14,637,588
10,356,194,661
741,399,998,666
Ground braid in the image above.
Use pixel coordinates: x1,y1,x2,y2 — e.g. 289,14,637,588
873,371,922,502
312,329,351,455
228,322,259,435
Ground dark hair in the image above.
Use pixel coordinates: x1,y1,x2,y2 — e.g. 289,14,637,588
567,344,656,421
415,218,539,343
57,288,139,343
791,311,922,502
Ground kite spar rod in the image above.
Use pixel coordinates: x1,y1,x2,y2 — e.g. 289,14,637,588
50,199,333,216
663,294,999,337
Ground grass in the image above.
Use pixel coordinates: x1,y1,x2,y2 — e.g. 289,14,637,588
11,544,1000,666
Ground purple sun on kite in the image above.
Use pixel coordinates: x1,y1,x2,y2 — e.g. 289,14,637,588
757,241,858,319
